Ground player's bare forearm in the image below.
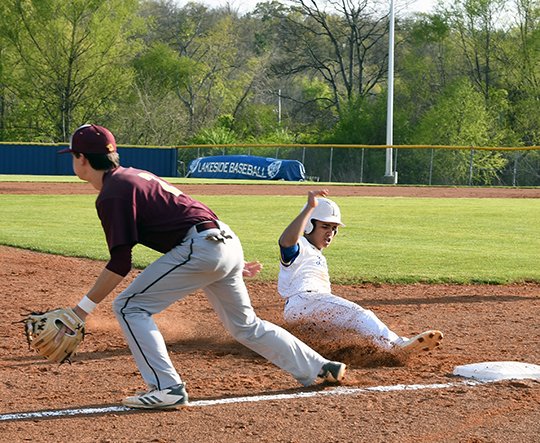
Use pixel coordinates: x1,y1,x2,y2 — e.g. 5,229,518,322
279,189,330,247
86,267,124,303
279,208,311,247
73,267,124,319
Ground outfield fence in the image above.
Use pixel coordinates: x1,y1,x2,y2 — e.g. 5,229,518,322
1,142,539,186
177,144,540,187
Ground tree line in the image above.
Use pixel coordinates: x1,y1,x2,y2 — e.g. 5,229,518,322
0,0,539,185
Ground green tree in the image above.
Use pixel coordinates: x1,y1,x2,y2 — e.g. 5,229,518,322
0,30,21,140
396,12,453,139
261,0,389,118
500,0,540,145
446,0,507,102
0,0,143,141
406,80,507,185
136,3,267,139
127,42,194,145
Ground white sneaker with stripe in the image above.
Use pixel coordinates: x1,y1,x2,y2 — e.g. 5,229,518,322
123,383,188,409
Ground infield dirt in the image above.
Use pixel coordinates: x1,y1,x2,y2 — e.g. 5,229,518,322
0,182,538,442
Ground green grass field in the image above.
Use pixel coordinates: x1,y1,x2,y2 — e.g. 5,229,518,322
1,191,538,284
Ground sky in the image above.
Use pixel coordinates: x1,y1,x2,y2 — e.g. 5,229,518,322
175,0,439,15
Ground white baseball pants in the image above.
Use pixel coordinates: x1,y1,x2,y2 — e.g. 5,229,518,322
113,222,328,390
283,292,404,349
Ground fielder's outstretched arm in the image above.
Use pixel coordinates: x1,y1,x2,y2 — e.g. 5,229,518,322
73,267,124,320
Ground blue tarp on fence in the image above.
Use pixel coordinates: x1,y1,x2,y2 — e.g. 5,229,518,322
187,155,305,181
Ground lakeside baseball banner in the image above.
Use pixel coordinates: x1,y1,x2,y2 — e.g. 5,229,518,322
187,155,306,181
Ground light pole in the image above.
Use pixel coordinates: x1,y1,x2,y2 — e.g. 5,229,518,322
278,89,282,125
384,0,398,184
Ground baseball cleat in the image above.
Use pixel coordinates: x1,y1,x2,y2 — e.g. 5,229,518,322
396,330,443,355
318,361,347,382
122,383,189,409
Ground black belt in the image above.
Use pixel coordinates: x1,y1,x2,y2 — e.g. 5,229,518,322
195,220,220,233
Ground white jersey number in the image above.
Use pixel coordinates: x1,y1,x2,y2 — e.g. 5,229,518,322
138,172,183,197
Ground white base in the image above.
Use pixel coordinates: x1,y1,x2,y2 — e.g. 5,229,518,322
453,361,540,382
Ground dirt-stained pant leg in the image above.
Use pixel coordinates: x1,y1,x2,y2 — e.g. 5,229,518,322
284,293,403,349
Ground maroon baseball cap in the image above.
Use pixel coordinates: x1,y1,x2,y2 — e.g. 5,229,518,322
58,124,117,154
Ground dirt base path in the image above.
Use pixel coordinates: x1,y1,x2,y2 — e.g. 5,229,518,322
2,181,540,198
1,182,539,442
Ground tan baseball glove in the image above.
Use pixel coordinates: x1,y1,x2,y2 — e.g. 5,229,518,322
23,307,86,364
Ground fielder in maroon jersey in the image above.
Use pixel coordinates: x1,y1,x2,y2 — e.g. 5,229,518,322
60,124,346,409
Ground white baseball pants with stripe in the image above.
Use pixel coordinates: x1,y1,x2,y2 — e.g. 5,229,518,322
112,222,328,390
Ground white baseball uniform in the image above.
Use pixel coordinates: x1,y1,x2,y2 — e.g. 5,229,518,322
278,236,404,349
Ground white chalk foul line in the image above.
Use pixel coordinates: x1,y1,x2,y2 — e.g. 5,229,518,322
0,379,486,422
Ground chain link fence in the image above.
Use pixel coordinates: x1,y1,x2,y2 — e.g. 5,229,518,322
176,144,540,186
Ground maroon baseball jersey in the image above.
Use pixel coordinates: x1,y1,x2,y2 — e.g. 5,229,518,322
96,167,217,274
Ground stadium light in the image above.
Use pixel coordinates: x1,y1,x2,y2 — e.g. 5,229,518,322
384,0,398,184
